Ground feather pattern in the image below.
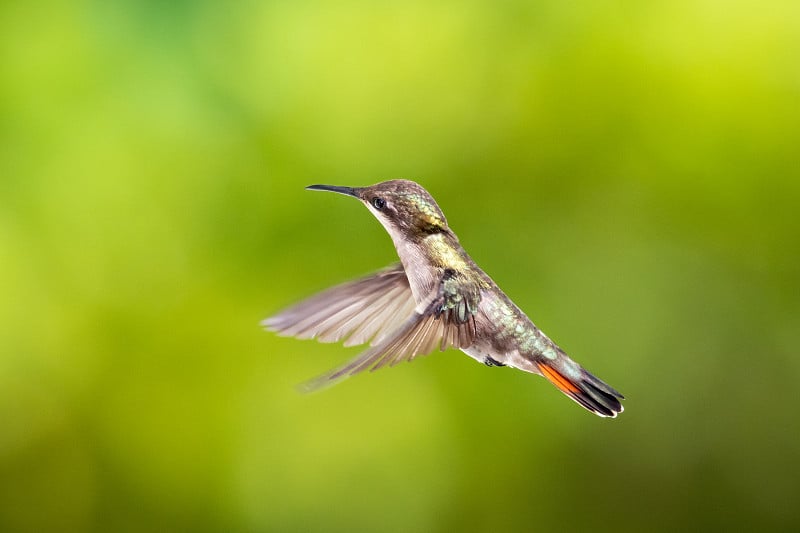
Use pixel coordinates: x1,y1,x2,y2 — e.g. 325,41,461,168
264,263,481,392
297,297,476,392
262,264,415,347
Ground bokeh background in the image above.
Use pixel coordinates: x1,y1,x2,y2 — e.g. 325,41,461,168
2,0,799,531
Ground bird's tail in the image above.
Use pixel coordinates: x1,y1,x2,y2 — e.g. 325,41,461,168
535,358,624,418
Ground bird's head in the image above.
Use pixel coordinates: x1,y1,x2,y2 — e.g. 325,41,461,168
306,179,449,239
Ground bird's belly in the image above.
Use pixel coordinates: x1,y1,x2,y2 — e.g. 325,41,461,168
461,344,540,375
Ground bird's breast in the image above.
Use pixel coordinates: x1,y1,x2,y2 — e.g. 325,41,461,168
389,231,476,311
394,240,440,306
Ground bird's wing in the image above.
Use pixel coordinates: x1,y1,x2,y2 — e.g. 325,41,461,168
262,264,417,347
297,268,483,392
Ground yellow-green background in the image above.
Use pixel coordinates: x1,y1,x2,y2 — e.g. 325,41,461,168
2,1,799,531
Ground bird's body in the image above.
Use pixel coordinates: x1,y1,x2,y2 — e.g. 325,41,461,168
264,179,624,417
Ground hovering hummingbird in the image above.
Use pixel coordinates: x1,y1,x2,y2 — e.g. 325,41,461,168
263,180,624,417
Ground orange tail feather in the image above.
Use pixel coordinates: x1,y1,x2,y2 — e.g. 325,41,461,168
536,361,624,418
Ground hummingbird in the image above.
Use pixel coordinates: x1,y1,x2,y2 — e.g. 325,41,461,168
263,180,624,417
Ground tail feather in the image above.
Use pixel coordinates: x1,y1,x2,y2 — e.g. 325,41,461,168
536,361,624,418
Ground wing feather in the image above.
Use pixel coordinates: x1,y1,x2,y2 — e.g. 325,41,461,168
262,264,413,347
265,264,483,392
298,297,478,392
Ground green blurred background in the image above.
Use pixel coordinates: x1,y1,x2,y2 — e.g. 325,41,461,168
2,0,799,531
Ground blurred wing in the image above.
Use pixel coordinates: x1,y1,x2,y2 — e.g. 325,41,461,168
298,274,481,392
262,264,416,347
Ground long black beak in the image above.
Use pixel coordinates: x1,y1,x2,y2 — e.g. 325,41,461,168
306,184,361,198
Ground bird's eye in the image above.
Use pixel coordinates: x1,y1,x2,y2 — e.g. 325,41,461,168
371,197,386,210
